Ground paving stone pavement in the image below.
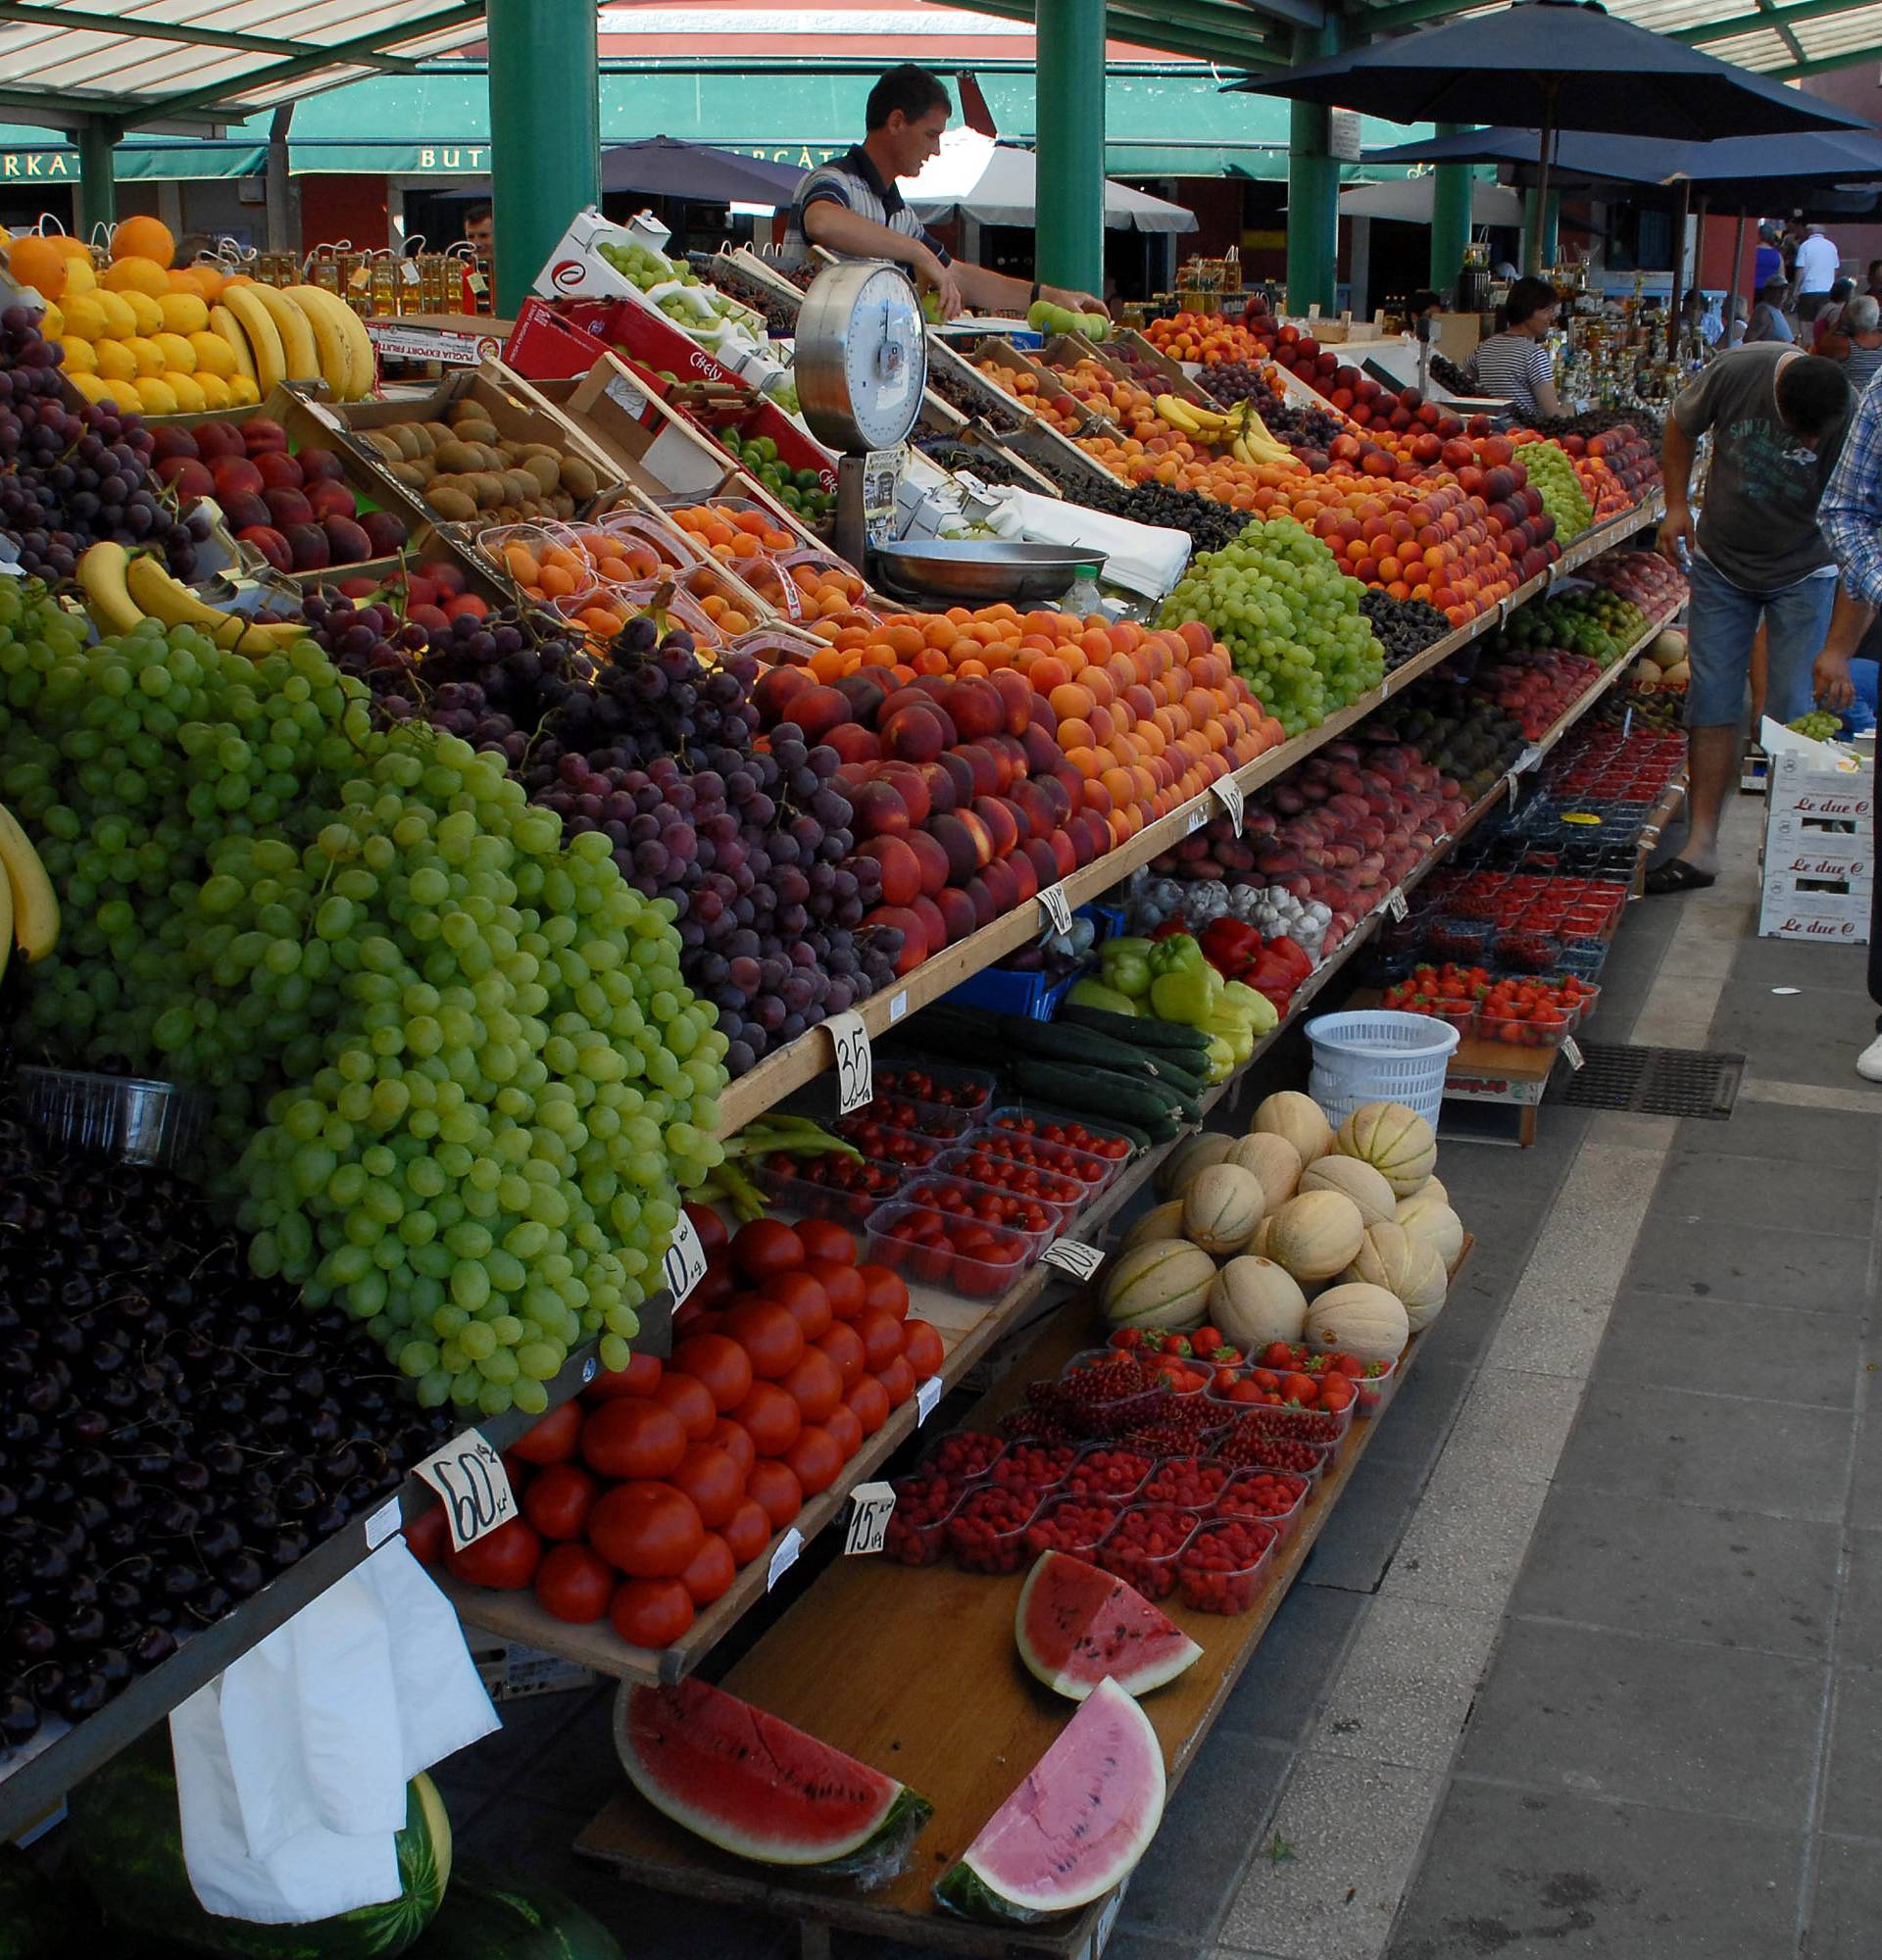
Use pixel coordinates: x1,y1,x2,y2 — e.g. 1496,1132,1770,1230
425,795,1882,1960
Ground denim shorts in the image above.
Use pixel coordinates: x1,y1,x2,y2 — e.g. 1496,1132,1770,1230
1683,556,1836,729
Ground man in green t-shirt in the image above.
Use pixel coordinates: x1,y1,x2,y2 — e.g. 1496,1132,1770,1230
1648,347,1851,895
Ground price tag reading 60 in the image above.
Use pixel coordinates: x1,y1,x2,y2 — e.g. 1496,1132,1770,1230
661,1208,709,1305
413,1430,515,1551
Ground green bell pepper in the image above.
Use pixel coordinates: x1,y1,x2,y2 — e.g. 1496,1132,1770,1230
1150,961,1216,1027
1067,978,1141,1017
1100,944,1153,1001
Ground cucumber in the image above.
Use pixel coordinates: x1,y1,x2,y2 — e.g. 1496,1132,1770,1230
987,1015,1171,1081
1010,1060,1189,1138
1057,1004,1211,1056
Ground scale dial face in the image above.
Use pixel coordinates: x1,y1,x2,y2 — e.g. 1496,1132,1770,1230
796,261,928,455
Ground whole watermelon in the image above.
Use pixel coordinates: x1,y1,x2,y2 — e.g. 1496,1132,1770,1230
406,1874,623,1960
68,1729,452,1960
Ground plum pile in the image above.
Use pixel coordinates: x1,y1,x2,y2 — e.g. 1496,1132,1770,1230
0,1100,454,1748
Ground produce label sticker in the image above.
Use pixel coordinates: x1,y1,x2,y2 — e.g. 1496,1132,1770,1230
580,1354,599,1385
1213,774,1245,833
1039,883,1073,935
824,1010,873,1114
1516,745,1545,774
1043,1239,1106,1281
662,1210,709,1306
916,1375,944,1425
413,1431,516,1551
767,1525,805,1592
1386,888,1409,922
889,990,909,1023
1562,1036,1585,1071
1185,803,1210,836
365,1496,404,1550
844,1482,897,1556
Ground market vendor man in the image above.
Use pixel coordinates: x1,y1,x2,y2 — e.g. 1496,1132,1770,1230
782,65,1108,324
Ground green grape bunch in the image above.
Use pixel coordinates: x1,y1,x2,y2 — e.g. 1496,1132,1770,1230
0,580,728,1414
1790,710,1844,741
1159,514,1384,737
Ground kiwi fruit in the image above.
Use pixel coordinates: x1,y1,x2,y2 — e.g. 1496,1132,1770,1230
520,454,561,495
426,484,477,522
559,457,599,501
454,419,502,448
387,461,430,491
431,439,485,474
422,421,456,448
392,423,428,463
362,429,403,463
498,468,538,505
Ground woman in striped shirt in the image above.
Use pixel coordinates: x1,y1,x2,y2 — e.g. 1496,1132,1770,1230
1463,276,1563,418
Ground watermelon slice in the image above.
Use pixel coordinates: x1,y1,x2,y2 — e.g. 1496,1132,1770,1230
1015,1551,1202,1701
615,1679,932,1882
935,1678,1165,1924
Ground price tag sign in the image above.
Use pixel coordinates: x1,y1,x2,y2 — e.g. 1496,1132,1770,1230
824,1010,872,1115
1185,803,1210,836
1038,883,1073,935
348,266,371,292
399,257,421,285
844,1482,897,1556
1562,1036,1585,1072
1042,1239,1106,1281
1503,768,1522,806
412,1431,515,1551
662,1210,709,1306
916,1375,944,1425
767,1525,805,1592
1213,775,1245,833
1515,745,1544,774
1386,888,1409,922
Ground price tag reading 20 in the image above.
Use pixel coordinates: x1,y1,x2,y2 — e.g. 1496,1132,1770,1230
824,1010,872,1115
413,1431,515,1551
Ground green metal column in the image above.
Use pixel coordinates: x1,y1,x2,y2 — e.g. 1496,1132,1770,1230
1428,122,1472,300
486,0,600,318
73,121,118,238
1520,188,1560,272
1286,19,1342,316
1035,0,1105,298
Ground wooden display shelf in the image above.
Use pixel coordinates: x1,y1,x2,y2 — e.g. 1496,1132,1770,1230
711,493,1663,1139
573,1249,1470,1957
0,1303,675,1842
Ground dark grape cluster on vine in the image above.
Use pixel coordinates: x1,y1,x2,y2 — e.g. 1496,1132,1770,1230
0,305,207,583
0,1099,455,1749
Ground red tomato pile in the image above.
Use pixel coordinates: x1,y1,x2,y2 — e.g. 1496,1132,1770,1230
933,1148,1086,1211
1176,1518,1279,1614
422,1206,945,1650
872,1063,993,1113
987,1111,1131,1163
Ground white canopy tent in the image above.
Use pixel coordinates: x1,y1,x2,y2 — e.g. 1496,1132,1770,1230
900,128,1199,234
1336,176,1525,226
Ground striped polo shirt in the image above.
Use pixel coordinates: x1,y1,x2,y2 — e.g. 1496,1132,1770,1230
1463,332,1556,415
781,144,952,270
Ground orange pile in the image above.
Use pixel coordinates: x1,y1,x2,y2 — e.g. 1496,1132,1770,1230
792,606,1284,847
669,502,800,565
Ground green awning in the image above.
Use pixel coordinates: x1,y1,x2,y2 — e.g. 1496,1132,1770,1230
0,120,267,183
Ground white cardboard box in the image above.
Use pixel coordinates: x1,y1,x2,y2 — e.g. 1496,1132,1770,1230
1757,892,1869,941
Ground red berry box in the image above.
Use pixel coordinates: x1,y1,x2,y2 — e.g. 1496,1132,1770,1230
1023,1496,1120,1559
1058,1445,1155,1502
946,1485,1041,1575
924,1431,1005,1481
1210,1423,1335,1479
983,1104,1134,1169
1141,1454,1232,1509
883,1471,969,1566
1213,1468,1310,1535
873,1060,996,1114
934,1146,1088,1216
904,1169,1075,1239
755,1151,909,1223
1176,1517,1278,1614
864,1201,1048,1299
972,1128,1118,1193
837,1098,975,1146
1097,1503,1202,1600
989,1440,1078,1493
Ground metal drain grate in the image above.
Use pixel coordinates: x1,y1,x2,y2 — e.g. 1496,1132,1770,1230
1552,1043,1746,1118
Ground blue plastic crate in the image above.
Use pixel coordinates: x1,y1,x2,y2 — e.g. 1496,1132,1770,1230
940,902,1121,1022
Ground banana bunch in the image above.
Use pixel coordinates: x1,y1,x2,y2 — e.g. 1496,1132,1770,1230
1154,392,1300,468
216,279,376,402
693,1114,862,1221
78,541,308,658
0,800,58,985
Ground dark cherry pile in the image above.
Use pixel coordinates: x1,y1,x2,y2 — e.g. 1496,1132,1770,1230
0,306,207,583
925,364,1027,434
0,1102,453,1749
913,437,1032,487
1078,480,1250,554
1361,589,1455,668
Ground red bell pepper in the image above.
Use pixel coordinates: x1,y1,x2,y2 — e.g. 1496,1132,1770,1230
1199,916,1263,980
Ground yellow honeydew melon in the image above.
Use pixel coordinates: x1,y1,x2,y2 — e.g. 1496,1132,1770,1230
1180,1163,1266,1255
1121,1200,1188,1252
1155,1131,1234,1200
1660,660,1690,687
1304,1282,1410,1363
1647,628,1686,670
1343,1222,1447,1331
1299,1153,1397,1227
1334,1101,1437,1197
1222,1131,1302,1212
1394,1191,1463,1265
1100,1238,1217,1331
1264,1189,1365,1283
1207,1255,1308,1349
1252,1090,1334,1164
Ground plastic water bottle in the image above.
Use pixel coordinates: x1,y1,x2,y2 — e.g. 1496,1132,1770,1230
1063,564,1103,618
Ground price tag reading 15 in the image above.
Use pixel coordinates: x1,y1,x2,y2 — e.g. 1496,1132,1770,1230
413,1431,515,1551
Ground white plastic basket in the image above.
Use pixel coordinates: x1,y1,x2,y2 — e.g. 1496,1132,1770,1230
1304,1010,1460,1129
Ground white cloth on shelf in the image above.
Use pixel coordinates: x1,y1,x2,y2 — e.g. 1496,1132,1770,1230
169,1538,497,1926
977,484,1192,599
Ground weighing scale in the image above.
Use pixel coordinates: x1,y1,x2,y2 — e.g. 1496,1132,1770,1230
794,261,927,569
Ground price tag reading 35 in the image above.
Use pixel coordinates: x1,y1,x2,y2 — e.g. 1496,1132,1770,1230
824,1010,872,1115
414,1431,515,1551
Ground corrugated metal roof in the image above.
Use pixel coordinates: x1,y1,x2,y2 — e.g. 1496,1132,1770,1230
0,1,488,124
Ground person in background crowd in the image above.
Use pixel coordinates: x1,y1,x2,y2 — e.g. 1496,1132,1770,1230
1814,276,1857,345
1745,277,1795,343
1463,275,1562,417
1794,221,1842,322
783,65,1106,323
1649,348,1852,895
1807,398,1882,1077
1753,222,1785,293
1867,257,1882,297
1821,292,1882,395
462,203,492,259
